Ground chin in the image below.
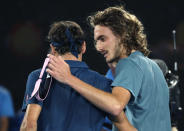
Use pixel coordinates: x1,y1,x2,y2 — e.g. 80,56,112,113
106,59,112,63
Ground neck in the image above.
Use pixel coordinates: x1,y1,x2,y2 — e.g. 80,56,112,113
131,49,136,53
120,49,137,59
58,53,82,61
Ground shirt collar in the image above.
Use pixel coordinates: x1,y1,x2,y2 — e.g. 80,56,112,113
65,60,89,68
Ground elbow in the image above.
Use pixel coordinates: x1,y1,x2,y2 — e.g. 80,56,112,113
111,103,125,116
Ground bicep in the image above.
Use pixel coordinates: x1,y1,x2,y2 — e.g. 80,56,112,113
112,86,131,108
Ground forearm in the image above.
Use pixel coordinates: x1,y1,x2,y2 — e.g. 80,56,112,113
47,54,130,116
20,104,41,131
109,111,137,131
66,75,124,116
20,121,37,131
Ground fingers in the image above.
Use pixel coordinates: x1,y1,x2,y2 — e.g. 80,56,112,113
46,54,71,84
47,62,56,72
47,55,60,69
48,54,66,65
46,68,54,77
47,54,57,75
47,54,58,64
47,54,65,74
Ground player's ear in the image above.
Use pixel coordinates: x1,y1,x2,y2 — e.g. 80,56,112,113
50,44,57,55
81,41,86,54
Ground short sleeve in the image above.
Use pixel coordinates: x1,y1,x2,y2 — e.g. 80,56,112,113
105,69,114,81
0,87,14,117
112,59,143,104
22,70,43,111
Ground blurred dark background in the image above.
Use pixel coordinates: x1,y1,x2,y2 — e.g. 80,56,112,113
0,0,184,130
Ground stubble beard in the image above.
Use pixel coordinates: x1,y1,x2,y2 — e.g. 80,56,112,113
106,42,122,64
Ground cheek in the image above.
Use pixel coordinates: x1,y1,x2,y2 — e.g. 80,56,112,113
110,44,116,52
95,44,101,51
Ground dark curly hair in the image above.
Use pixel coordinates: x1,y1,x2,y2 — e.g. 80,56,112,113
47,21,85,55
88,6,150,56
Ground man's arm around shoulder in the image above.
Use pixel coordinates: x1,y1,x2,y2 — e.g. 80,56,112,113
47,54,131,116
20,104,41,131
